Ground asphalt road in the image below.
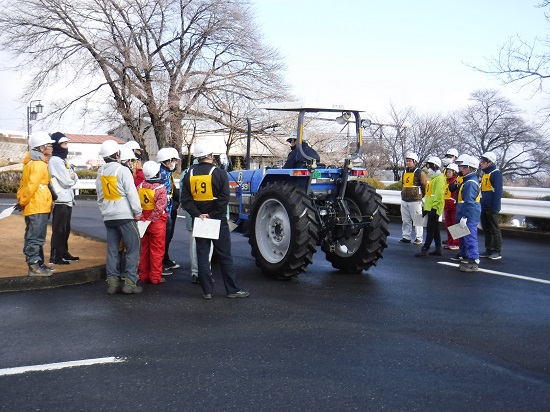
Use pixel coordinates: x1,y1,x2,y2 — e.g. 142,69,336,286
0,199,549,411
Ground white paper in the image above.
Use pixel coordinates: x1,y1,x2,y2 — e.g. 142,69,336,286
137,220,151,238
0,206,15,220
192,217,221,240
448,223,471,240
412,213,427,227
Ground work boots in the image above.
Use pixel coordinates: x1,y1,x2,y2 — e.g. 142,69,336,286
106,277,121,295
121,279,143,294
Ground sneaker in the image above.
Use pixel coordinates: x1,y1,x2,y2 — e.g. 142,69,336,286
51,259,70,265
413,238,423,245
162,270,173,276
163,259,180,270
203,294,213,300
227,290,250,298
479,250,491,258
448,245,459,251
428,249,442,256
192,274,199,284
152,278,167,284
28,263,53,277
62,253,80,262
415,249,428,257
398,238,411,244
459,260,479,272
450,254,464,261
488,252,502,260
121,284,143,294
443,245,451,249
40,263,55,272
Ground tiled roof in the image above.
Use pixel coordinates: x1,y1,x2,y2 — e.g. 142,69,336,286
65,134,125,144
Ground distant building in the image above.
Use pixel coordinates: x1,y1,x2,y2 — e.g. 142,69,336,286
65,134,125,170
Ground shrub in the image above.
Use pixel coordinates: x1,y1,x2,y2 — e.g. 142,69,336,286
0,171,22,193
356,177,386,189
385,181,403,191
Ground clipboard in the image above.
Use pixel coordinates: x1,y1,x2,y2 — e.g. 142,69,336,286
192,217,221,239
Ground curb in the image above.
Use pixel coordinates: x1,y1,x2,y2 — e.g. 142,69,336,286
0,266,106,293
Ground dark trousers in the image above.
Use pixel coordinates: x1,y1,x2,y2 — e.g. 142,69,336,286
423,212,441,250
163,203,178,262
50,203,72,262
195,219,240,296
480,209,502,253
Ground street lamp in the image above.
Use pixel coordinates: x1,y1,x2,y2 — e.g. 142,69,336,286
27,100,44,139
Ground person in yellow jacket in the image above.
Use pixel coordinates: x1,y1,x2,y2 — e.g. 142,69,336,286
16,131,56,276
415,156,446,257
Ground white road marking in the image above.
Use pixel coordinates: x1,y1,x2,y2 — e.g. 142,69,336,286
438,261,550,285
0,356,125,377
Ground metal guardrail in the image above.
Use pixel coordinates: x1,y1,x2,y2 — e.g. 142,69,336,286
75,179,550,218
381,182,550,199
377,190,550,218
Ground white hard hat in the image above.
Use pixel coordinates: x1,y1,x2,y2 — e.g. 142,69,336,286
446,148,459,158
426,156,441,169
157,147,179,163
119,147,137,162
286,130,307,143
447,163,459,173
455,154,467,164
461,154,479,169
481,151,496,164
123,140,141,150
193,140,212,159
405,152,418,163
99,140,120,157
167,147,180,160
28,131,55,148
142,161,161,180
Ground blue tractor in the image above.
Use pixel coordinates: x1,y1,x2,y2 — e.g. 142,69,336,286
228,102,389,279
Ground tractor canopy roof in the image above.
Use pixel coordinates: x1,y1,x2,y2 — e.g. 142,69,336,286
260,101,366,113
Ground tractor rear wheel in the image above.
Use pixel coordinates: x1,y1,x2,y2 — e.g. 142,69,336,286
322,181,389,273
249,182,319,279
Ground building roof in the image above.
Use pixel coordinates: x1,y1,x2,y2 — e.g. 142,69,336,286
65,134,125,144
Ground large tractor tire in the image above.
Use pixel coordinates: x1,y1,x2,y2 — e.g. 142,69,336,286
322,181,389,273
249,182,319,279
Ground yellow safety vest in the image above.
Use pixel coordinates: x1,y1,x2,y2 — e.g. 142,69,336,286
138,184,164,211
190,166,216,202
402,170,420,188
100,167,121,201
481,171,495,192
458,180,481,203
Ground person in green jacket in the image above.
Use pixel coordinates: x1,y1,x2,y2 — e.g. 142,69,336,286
415,156,445,257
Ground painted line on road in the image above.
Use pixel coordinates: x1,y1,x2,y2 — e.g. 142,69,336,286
0,356,125,377
438,262,550,285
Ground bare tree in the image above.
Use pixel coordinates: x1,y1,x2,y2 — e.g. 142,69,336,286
0,0,287,158
451,90,550,181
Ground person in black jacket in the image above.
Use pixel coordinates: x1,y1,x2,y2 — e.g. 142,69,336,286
283,133,320,169
180,141,249,300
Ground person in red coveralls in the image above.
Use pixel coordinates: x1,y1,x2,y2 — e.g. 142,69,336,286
138,161,168,284
443,162,460,250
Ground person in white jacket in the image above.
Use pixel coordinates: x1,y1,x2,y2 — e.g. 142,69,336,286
48,132,79,265
96,140,143,295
